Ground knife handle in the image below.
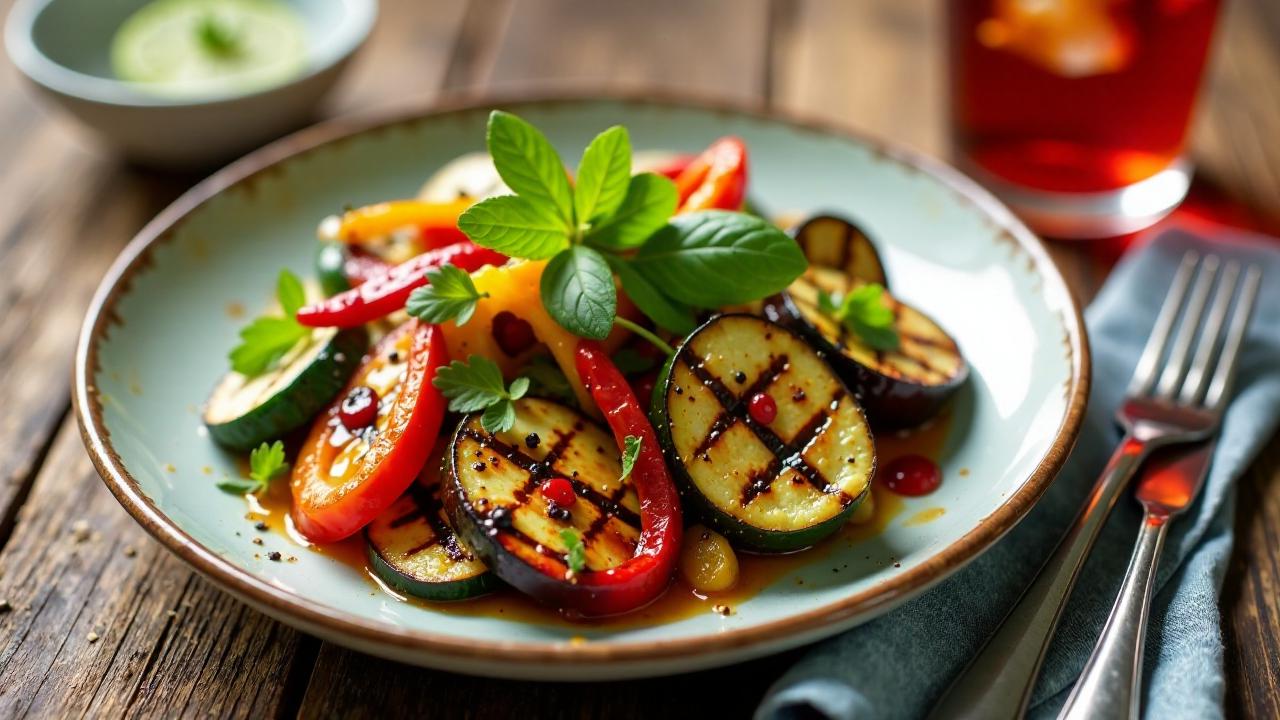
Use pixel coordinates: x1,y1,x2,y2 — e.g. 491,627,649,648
928,435,1149,720
1057,510,1169,720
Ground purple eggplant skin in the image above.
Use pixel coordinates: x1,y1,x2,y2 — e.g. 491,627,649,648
762,292,968,431
788,213,890,289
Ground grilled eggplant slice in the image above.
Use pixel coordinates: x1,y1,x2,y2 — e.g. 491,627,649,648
652,314,875,553
765,271,967,430
790,214,888,288
366,482,499,602
443,398,643,606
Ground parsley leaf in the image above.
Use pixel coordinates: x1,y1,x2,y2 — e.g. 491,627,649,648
574,125,631,224
819,283,901,351
560,528,586,575
218,441,288,495
197,14,241,57
228,270,311,376
540,246,617,340
277,270,306,317
486,110,575,227
432,355,530,433
458,195,571,260
631,211,807,308
584,173,678,250
406,265,489,326
619,435,641,484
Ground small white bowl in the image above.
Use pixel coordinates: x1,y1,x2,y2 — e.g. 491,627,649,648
4,0,376,168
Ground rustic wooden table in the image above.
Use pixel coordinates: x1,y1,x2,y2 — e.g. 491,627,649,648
1,0,1276,717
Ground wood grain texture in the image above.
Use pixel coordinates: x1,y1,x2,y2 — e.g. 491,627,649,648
0,424,312,718
0,0,1276,718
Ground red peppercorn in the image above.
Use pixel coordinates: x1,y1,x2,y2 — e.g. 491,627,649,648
339,385,379,431
748,392,777,425
540,477,576,507
492,311,537,356
881,454,942,496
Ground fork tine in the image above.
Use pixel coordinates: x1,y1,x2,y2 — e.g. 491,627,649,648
1154,255,1219,399
1178,261,1240,405
1204,265,1262,410
1130,251,1199,396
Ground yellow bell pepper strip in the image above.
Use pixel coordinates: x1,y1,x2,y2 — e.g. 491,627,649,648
443,260,636,412
329,199,474,248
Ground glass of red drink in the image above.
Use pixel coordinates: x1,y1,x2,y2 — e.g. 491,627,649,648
947,0,1222,238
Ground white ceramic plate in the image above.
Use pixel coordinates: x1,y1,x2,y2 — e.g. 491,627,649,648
75,95,1089,680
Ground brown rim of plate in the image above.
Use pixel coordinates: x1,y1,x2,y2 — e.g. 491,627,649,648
73,90,1091,666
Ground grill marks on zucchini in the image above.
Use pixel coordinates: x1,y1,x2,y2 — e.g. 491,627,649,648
678,352,848,506
446,399,642,579
365,481,498,601
656,315,875,552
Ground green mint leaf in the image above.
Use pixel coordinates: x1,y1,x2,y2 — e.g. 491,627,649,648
574,125,631,224
277,270,307,317
522,356,577,405
481,400,517,434
540,246,617,340
611,348,658,375
631,211,807,308
249,441,289,487
619,435,642,483
229,316,309,376
841,283,900,351
560,528,586,574
458,195,571,260
607,256,696,336
432,356,510,413
406,265,489,326
508,376,531,400
486,111,575,227
584,173,678,250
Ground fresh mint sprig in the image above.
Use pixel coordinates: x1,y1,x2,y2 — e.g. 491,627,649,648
818,283,900,351
457,111,805,347
228,270,311,376
432,355,530,433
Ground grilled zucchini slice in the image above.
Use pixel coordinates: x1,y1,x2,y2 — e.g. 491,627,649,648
790,214,888,288
204,325,367,450
765,270,967,430
443,398,643,606
366,483,499,601
653,314,875,553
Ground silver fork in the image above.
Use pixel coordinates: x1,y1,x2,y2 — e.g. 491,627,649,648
929,252,1259,720
1060,260,1262,720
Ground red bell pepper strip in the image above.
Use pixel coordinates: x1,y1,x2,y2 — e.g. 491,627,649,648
649,153,695,180
291,321,448,543
674,137,748,213
296,242,507,328
343,251,394,287
554,340,683,616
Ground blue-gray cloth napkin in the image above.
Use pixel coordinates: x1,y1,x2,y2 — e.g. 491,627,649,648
757,228,1280,720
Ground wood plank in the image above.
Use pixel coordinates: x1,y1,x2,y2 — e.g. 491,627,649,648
0,424,315,718
482,0,770,102
0,0,470,716
771,0,943,156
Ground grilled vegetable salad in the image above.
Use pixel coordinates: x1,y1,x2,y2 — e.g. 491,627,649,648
204,111,967,617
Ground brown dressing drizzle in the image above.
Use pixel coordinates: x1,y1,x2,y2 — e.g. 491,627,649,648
245,412,952,629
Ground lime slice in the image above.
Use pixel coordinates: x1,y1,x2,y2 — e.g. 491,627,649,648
111,0,307,98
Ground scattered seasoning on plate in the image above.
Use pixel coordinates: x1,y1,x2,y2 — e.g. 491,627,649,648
267,551,282,562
